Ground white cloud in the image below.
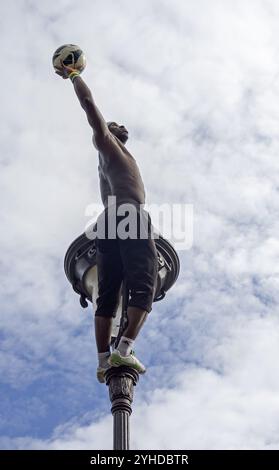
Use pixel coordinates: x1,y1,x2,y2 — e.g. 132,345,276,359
1,0,279,450
4,313,279,449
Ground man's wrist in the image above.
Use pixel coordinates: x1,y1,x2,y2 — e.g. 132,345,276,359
69,70,80,82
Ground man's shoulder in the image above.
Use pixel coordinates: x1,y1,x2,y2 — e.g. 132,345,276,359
94,132,129,157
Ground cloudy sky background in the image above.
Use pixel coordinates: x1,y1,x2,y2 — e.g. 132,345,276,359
1,0,279,449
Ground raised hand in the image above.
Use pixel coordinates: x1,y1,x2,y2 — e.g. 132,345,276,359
55,59,78,79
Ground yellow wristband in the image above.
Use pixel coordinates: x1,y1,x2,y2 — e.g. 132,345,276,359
69,71,80,82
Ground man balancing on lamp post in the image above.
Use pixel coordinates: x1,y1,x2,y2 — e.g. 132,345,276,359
56,62,158,383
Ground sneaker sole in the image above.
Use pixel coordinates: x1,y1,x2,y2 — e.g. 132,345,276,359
97,368,111,384
97,374,105,383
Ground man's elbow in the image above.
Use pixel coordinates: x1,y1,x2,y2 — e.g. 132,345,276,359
81,98,109,142
82,96,94,110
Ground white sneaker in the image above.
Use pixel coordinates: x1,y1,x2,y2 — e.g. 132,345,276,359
97,365,111,384
108,349,146,374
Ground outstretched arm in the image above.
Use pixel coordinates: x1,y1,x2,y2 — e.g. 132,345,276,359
57,62,109,141
72,76,108,138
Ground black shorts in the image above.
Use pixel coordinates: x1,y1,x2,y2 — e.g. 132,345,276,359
95,202,158,317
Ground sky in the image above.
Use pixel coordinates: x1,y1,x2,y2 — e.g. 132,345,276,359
1,0,279,450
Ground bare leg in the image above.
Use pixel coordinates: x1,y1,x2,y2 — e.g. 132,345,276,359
109,306,148,372
122,306,148,340
95,316,113,353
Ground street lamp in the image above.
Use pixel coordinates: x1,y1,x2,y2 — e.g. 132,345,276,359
64,230,180,449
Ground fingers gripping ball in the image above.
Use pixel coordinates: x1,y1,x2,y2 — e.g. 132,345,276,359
52,44,86,76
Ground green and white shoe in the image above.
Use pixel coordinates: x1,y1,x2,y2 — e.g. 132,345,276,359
108,349,146,374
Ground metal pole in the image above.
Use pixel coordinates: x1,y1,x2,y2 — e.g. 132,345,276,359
105,366,139,450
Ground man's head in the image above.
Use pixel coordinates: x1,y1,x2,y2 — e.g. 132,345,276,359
107,121,129,144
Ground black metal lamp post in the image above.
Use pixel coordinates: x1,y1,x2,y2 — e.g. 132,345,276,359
64,230,180,450
105,367,138,450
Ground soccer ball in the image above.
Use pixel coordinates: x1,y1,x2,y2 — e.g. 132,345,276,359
52,44,86,73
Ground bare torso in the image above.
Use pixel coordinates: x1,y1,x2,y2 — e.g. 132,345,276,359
96,133,146,207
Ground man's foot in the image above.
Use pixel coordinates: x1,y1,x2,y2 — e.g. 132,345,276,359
108,349,146,374
97,365,111,384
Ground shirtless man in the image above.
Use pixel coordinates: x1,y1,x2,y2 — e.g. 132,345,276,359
57,63,158,383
